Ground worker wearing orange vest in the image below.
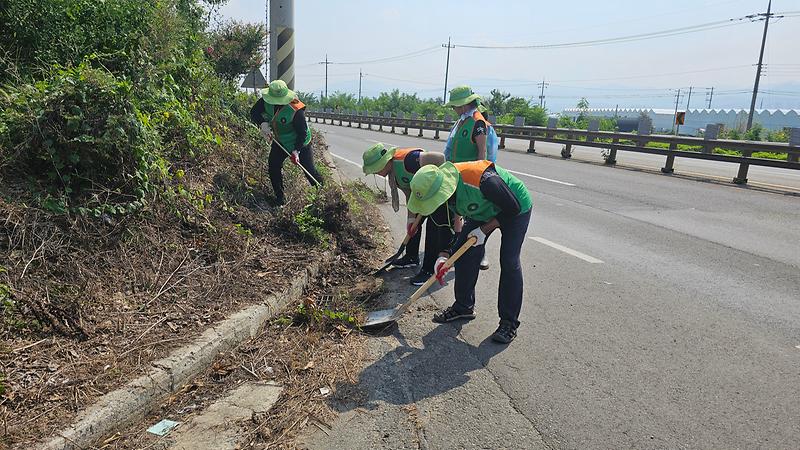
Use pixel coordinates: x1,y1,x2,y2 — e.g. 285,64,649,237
445,85,492,271
362,143,453,285
250,80,323,205
408,160,532,344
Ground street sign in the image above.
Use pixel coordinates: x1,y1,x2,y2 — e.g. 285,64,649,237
675,111,686,125
241,68,267,92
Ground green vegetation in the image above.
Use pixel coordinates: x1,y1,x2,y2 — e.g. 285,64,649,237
0,0,266,216
299,88,551,125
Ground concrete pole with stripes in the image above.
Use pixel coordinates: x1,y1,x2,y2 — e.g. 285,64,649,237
269,0,295,89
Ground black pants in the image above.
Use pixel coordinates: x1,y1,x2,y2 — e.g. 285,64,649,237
268,143,323,203
453,209,531,328
406,203,454,274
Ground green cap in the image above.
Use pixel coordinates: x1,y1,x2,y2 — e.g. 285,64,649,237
445,85,482,107
407,163,459,216
362,142,396,175
262,80,296,105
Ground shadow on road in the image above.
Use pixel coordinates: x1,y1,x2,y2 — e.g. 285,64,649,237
332,322,507,412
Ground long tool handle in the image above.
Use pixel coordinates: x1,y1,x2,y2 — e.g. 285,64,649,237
270,137,322,186
393,236,477,318
402,214,423,245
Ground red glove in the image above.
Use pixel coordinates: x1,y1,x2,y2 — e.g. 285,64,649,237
434,256,449,286
290,151,300,165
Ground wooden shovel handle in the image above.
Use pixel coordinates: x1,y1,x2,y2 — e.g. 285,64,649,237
401,214,423,245
394,236,477,317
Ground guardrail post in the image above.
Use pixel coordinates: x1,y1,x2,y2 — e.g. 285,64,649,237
385,112,394,133
605,137,618,165
703,124,720,154
546,117,557,139
400,112,409,134
587,119,599,143
788,128,800,163
661,142,677,173
637,117,652,148
733,150,751,185
377,112,384,132
422,114,432,137
436,114,450,140
561,133,573,159
347,110,353,127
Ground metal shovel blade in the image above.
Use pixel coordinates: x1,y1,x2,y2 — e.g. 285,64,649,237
362,308,399,328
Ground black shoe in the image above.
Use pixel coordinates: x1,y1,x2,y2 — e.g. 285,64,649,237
490,320,517,344
479,257,490,271
432,306,476,323
410,270,433,286
392,254,419,268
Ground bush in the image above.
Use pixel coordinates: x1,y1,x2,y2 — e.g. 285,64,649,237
207,21,266,81
1,64,162,214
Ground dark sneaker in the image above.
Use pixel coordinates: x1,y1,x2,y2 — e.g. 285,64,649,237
432,306,476,323
410,270,433,286
479,257,490,271
491,320,517,344
392,254,419,268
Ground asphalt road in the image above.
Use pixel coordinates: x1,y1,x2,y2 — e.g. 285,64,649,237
302,122,800,450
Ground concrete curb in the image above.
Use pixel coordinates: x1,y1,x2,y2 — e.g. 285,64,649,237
40,243,333,450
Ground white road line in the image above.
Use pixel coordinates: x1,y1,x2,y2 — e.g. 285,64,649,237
529,237,604,264
368,138,401,147
506,169,576,187
330,152,362,168
796,345,800,350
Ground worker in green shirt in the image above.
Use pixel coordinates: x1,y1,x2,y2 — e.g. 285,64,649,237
407,160,532,344
250,80,323,205
362,143,454,286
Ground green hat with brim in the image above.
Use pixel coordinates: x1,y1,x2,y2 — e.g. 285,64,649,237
262,79,296,105
362,142,396,175
407,163,459,216
445,85,482,107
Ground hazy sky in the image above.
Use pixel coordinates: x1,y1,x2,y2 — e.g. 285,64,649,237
218,0,800,111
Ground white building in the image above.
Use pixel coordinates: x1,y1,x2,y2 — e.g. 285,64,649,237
561,108,800,135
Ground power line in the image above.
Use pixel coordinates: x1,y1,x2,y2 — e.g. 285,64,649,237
454,16,756,50
329,46,441,65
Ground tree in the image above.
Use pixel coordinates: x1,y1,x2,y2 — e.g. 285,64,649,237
485,89,511,116
207,20,266,81
296,91,318,105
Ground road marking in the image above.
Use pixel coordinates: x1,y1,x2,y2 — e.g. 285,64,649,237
796,345,800,350
529,237,604,264
506,169,576,187
330,152,362,168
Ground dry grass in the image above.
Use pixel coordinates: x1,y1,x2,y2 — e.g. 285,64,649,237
0,129,358,448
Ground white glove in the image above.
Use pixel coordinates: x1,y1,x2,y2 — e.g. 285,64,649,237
467,226,487,247
260,122,273,140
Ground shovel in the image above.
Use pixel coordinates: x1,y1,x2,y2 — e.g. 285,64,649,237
374,214,423,275
363,236,477,328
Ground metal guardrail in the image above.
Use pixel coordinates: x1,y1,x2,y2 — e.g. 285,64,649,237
306,109,800,185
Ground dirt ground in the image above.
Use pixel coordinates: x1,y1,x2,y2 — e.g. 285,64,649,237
0,132,385,449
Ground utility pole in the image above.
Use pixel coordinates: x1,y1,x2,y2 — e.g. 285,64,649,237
685,86,693,111
537,78,549,108
265,0,269,81
673,88,682,135
318,54,332,99
705,87,714,109
358,69,363,105
269,0,294,88
442,37,455,105
747,0,778,130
